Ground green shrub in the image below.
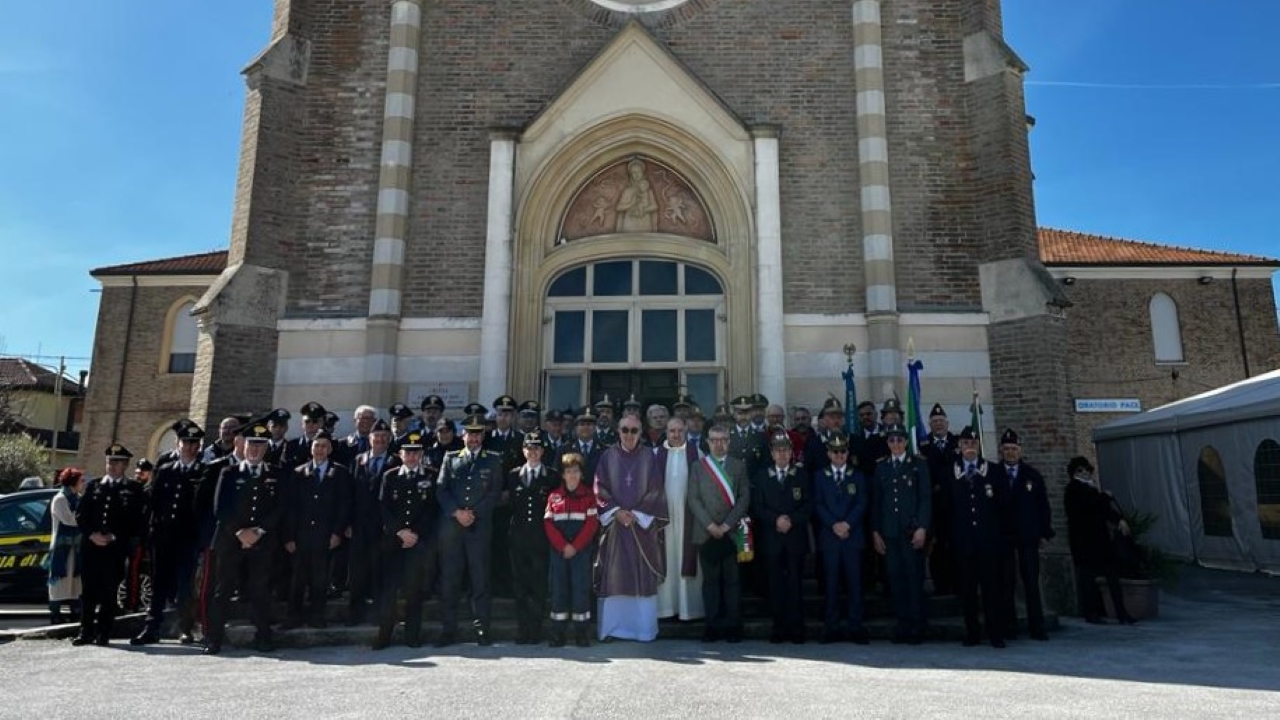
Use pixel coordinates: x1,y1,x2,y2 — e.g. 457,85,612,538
0,433,51,494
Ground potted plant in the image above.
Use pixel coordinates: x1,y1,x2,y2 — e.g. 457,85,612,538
1100,510,1179,620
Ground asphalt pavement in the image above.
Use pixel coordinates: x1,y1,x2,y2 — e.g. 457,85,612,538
0,567,1275,718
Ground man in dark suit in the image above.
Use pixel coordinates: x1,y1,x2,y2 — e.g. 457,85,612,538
951,427,1007,648
752,431,812,644
688,425,751,643
436,413,504,646
812,434,870,644
346,419,401,625
920,402,960,596
132,423,207,646
508,434,560,644
373,431,438,649
283,430,351,629
205,424,286,654
997,428,1055,641
870,424,931,644
74,444,146,646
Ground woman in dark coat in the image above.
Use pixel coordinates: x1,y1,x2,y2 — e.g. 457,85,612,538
1063,457,1136,624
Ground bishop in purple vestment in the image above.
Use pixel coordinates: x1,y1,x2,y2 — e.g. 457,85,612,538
593,416,667,641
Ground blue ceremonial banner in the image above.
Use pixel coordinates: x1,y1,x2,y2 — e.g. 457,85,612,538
906,358,927,455
842,351,857,435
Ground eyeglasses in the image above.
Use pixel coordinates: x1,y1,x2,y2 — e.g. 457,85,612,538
619,427,641,435
708,436,729,443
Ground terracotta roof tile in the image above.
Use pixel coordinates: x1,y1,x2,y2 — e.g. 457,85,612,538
91,250,228,276
0,357,84,395
1038,228,1277,266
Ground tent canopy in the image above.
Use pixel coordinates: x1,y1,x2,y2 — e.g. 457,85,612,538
1093,369,1280,442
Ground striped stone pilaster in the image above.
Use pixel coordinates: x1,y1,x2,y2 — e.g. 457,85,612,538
364,0,422,403
852,0,901,400
363,0,422,399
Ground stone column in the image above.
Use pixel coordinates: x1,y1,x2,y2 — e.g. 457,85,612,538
478,131,518,403
363,0,423,405
752,125,786,405
852,0,901,401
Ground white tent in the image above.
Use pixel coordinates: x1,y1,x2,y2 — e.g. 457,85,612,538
1093,369,1280,573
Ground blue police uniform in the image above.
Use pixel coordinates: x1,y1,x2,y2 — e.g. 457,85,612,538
950,456,1007,647
813,457,869,642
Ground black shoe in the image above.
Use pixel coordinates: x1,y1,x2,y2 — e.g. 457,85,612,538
549,634,566,648
1084,616,1107,625
434,632,456,648
848,628,870,645
701,628,720,643
906,634,924,646
71,635,92,647
178,632,196,645
990,639,1006,649
95,636,110,647
203,644,222,656
891,633,909,645
574,629,591,648
768,632,785,644
962,637,980,647
1118,615,1138,626
130,631,159,646
476,629,492,647
253,635,275,653
789,632,806,645
1030,630,1049,641
371,633,391,651
281,619,303,631
308,620,329,630
725,630,743,644
405,636,422,649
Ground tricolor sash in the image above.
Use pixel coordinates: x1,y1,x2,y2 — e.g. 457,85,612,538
702,456,753,562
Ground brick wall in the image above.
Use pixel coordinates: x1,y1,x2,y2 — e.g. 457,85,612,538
266,0,1028,319
80,285,206,466
1064,276,1280,461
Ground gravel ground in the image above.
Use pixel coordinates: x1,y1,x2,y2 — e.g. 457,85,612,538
1,567,1275,719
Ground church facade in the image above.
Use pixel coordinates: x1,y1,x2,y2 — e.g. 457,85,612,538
76,0,1280,609
191,0,1058,449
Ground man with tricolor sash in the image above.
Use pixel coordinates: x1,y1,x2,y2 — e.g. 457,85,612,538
688,425,752,643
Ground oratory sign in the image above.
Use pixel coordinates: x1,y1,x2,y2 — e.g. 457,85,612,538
559,156,715,243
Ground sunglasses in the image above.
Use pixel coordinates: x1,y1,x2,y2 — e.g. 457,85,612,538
619,427,641,435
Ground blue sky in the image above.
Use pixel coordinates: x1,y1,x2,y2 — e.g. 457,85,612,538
0,1,1276,379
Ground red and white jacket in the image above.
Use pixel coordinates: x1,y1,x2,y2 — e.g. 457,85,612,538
543,483,600,553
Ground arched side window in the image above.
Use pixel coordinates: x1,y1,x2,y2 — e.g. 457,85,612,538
1197,446,1233,538
163,300,199,374
148,420,180,463
1149,292,1184,363
1254,439,1280,540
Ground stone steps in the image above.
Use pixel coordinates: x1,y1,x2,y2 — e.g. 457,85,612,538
224,614,1058,649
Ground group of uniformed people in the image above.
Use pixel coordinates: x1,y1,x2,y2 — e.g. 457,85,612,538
70,389,1060,653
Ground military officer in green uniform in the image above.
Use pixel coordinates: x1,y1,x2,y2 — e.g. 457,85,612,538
870,423,932,644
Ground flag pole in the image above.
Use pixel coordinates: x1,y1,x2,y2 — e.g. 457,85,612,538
841,342,857,436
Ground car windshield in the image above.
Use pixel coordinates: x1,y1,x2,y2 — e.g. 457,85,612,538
0,497,51,534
